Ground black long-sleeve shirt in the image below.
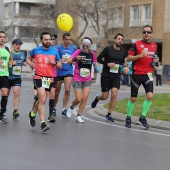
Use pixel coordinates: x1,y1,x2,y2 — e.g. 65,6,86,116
97,45,127,77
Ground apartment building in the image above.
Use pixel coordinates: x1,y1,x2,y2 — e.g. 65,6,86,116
79,0,170,80
1,0,57,72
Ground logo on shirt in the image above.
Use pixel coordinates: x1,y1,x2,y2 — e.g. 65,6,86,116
140,44,144,48
38,58,42,63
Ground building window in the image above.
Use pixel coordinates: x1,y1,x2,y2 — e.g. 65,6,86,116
130,5,140,26
108,7,123,29
141,5,152,25
5,5,9,18
130,4,152,27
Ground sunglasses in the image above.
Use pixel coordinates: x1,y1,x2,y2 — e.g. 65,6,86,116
51,38,56,40
82,44,89,48
143,31,152,34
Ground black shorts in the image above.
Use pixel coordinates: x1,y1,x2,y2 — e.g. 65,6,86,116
34,78,53,92
33,79,37,90
131,74,153,97
101,75,121,92
0,76,9,89
49,77,57,89
9,78,22,88
57,74,73,82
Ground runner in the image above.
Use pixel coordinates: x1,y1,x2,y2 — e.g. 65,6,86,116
65,38,98,123
8,39,27,119
54,33,76,116
91,33,127,122
0,31,13,123
26,32,61,132
125,25,158,129
47,34,58,123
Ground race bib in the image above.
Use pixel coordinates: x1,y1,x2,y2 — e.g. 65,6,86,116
42,77,51,89
0,62,7,72
12,66,21,75
110,64,120,73
80,68,90,77
62,54,71,61
147,73,153,81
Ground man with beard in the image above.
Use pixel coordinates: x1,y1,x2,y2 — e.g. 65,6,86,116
125,25,158,129
91,33,127,122
26,32,61,132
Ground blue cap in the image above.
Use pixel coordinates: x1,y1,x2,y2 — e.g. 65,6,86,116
12,39,23,45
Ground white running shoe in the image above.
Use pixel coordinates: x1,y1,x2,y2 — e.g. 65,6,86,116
66,106,73,118
75,116,84,123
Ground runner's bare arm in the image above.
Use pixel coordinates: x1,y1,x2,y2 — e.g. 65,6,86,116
126,49,147,62
56,61,62,69
26,56,34,68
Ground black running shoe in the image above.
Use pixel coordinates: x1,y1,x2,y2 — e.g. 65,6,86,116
138,116,149,129
0,115,8,124
13,111,20,119
47,115,55,123
62,109,67,116
52,108,57,117
41,122,50,132
28,112,36,127
91,95,99,108
105,115,114,122
125,117,131,128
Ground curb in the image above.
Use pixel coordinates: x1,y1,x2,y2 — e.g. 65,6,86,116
91,106,170,131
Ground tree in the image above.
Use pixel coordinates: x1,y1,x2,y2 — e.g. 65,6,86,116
58,0,122,48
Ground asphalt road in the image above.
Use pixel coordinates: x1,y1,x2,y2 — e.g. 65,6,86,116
1,79,170,170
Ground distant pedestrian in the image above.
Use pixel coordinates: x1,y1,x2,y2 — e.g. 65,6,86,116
155,62,163,86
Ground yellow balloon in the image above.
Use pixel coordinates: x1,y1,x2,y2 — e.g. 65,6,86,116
56,13,73,32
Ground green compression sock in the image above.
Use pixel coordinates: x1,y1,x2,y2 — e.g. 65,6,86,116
31,111,36,117
141,99,152,117
127,100,134,117
41,121,45,124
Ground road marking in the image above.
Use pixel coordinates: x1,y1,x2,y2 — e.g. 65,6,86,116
74,106,170,137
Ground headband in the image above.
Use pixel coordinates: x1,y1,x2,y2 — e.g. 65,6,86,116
82,39,91,44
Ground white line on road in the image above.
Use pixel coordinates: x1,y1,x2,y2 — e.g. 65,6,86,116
74,106,170,137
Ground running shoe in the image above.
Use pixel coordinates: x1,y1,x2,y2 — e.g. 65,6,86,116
47,115,55,123
41,122,50,132
13,111,20,119
91,95,99,108
66,106,73,118
62,109,67,116
125,117,131,128
52,108,57,117
75,116,84,123
138,116,149,129
0,115,8,124
105,115,114,122
28,111,36,127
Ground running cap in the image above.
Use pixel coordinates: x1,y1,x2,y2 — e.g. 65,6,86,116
12,39,23,45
